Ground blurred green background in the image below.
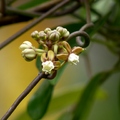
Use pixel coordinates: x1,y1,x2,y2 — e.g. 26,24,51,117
0,0,120,120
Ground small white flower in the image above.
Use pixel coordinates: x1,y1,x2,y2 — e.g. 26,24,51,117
68,53,79,65
42,61,55,74
19,41,32,50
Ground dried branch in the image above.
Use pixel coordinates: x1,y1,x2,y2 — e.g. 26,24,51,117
67,30,90,48
0,0,70,50
1,72,46,120
53,1,80,16
0,15,31,26
6,6,42,18
0,0,6,16
26,0,62,12
84,0,91,24
75,0,93,48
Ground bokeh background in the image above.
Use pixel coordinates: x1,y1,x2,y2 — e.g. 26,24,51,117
0,0,120,120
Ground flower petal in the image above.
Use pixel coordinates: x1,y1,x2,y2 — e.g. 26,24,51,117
56,53,68,61
61,41,71,53
42,60,54,74
41,53,47,62
72,47,84,54
54,61,61,68
47,50,55,61
68,53,79,65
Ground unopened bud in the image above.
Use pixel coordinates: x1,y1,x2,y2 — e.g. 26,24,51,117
31,31,39,40
49,30,60,42
39,31,47,40
19,41,33,50
56,26,70,39
22,49,36,61
44,28,51,34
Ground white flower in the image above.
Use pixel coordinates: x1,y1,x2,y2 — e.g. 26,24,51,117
42,61,55,74
68,53,79,65
19,41,32,50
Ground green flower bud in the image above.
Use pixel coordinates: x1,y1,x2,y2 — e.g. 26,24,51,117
19,41,32,50
22,49,36,61
48,30,60,42
62,31,70,38
56,26,70,39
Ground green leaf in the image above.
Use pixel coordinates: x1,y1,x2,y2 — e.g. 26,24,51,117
89,10,112,36
27,80,54,120
17,0,46,10
47,86,107,114
14,111,31,120
72,71,112,120
58,112,73,120
118,79,120,109
25,65,67,120
36,56,41,71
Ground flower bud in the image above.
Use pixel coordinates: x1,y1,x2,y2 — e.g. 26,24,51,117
42,60,55,74
68,53,79,65
49,30,60,42
22,49,36,61
56,26,70,39
56,26,63,32
31,31,39,40
62,31,70,38
38,31,47,40
44,28,51,34
19,41,32,50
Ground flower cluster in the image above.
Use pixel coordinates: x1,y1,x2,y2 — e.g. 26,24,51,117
19,26,84,75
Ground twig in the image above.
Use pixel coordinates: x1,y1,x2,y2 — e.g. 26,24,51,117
67,31,90,48
72,0,93,78
0,0,6,16
75,0,93,48
6,6,42,18
0,0,70,50
79,22,93,32
6,2,79,19
1,72,46,120
26,0,62,12
53,2,80,16
84,0,91,24
75,23,93,47
0,15,31,26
